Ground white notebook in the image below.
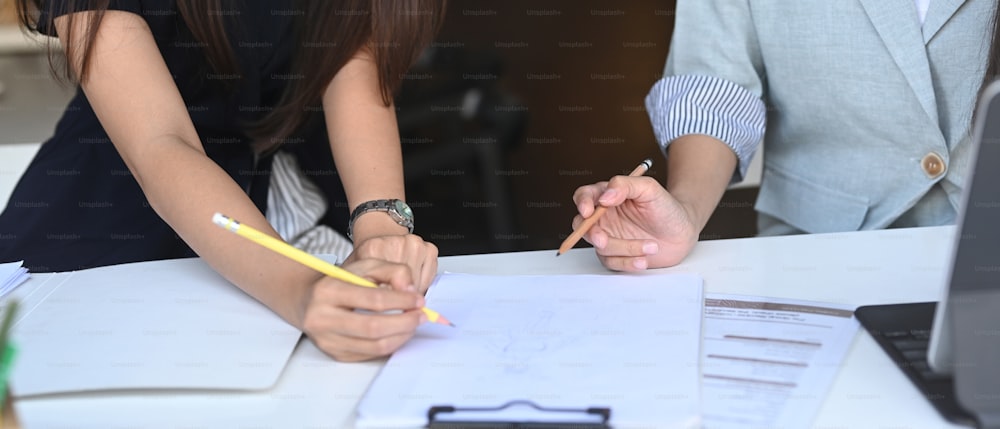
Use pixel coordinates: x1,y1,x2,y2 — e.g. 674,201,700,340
357,272,704,428
9,258,302,397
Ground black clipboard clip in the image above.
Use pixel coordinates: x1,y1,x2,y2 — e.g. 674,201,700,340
426,399,611,428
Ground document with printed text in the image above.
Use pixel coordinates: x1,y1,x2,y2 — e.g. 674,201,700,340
700,294,859,428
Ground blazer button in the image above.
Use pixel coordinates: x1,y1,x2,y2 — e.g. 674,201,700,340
921,152,946,179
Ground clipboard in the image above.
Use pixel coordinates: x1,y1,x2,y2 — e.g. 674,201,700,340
355,273,704,428
426,400,610,429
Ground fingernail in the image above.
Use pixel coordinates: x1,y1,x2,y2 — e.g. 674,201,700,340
642,242,658,255
406,284,416,292
598,189,618,204
420,313,429,324
594,235,606,249
633,259,648,270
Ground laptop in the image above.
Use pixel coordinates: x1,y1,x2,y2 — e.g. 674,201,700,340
855,80,1000,428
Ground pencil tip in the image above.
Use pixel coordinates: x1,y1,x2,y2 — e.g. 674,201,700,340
435,316,456,327
555,251,561,257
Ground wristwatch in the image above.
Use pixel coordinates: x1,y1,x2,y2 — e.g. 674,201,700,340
348,199,415,240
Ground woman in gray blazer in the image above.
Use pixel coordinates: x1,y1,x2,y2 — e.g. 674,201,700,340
572,0,999,271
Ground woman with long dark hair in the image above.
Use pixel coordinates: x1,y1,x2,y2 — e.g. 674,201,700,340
0,0,445,361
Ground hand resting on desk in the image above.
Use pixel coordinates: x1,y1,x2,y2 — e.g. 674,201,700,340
302,258,427,362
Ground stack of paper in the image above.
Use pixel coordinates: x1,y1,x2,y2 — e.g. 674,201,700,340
0,261,28,298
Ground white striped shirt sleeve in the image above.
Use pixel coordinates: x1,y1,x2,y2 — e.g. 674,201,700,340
645,74,766,182
266,151,354,264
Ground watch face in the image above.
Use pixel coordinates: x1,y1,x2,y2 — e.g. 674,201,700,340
393,199,414,221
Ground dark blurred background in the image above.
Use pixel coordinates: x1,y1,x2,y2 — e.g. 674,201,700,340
0,0,758,256
396,0,759,256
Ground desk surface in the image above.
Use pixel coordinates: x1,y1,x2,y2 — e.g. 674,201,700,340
12,226,961,428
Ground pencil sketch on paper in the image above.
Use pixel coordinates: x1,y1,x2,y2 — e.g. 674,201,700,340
481,309,588,375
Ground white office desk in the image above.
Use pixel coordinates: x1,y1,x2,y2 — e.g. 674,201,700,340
12,226,961,428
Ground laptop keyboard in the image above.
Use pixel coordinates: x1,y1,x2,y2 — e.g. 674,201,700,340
879,328,952,382
855,302,974,425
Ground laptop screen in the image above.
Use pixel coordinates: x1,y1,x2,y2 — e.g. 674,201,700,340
927,80,1000,378
949,88,1000,293
920,79,1000,427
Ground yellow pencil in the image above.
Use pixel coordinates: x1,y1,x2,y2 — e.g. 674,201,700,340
212,213,454,327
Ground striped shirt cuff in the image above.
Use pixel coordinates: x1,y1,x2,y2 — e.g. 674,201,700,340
645,75,766,183
267,151,354,263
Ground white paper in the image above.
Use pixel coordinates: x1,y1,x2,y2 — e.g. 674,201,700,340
10,258,302,396
0,260,29,298
700,294,859,428
356,273,704,428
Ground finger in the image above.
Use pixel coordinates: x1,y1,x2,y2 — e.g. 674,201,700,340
401,237,436,290
594,236,659,258
336,258,395,288
598,255,650,272
418,243,439,294
303,286,423,338
318,275,423,312
301,311,414,362
587,225,608,249
335,307,424,340
357,259,418,293
600,176,664,207
380,236,435,293
313,329,417,361
572,181,608,218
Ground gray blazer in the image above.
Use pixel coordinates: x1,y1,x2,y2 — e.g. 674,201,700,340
664,0,992,234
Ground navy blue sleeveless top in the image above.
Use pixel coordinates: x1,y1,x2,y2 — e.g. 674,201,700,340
0,0,349,272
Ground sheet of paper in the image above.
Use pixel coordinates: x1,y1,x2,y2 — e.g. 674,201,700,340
357,273,704,428
10,258,302,396
0,261,28,298
700,294,859,428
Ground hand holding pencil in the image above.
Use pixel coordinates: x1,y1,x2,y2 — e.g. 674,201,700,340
559,159,652,256
213,213,452,361
565,159,700,271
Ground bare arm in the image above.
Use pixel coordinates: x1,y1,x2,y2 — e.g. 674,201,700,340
324,49,438,290
58,11,423,360
58,11,320,322
664,134,738,232
323,50,407,240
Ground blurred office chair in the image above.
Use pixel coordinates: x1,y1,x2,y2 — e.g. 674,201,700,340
396,46,527,254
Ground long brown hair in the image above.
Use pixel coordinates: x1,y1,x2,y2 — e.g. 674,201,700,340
17,0,446,152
